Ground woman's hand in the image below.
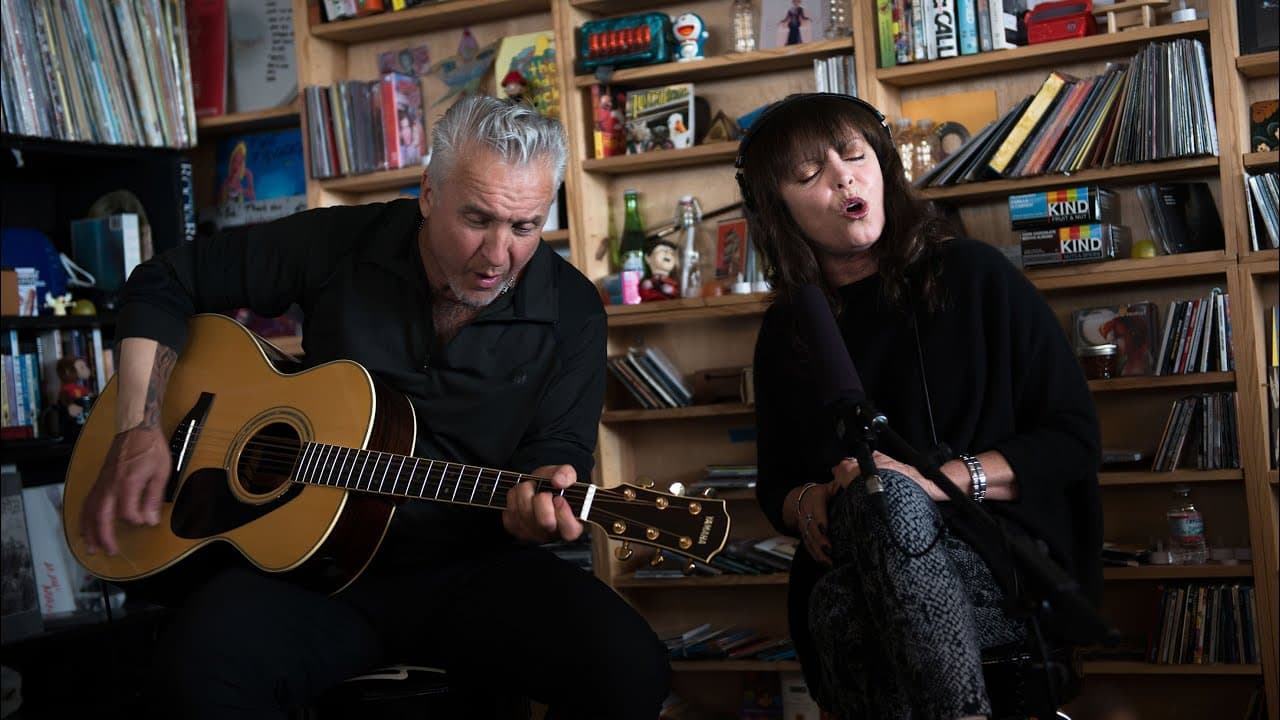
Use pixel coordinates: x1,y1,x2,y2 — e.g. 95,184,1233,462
792,481,836,566
843,451,951,501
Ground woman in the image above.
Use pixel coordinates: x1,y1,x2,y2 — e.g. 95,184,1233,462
739,94,1102,718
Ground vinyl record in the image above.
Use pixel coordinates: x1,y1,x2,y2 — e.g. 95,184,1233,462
935,121,971,159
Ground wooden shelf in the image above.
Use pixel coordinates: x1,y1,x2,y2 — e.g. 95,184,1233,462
1083,661,1263,675
614,572,788,589
1237,51,1280,78
1269,470,1279,486
572,38,850,88
601,402,754,423
606,292,769,326
543,228,569,243
316,165,424,194
670,660,801,672
1104,563,1253,580
582,141,739,175
1,313,115,329
1028,253,1230,291
569,0,669,13
917,156,1220,204
1098,469,1243,486
195,104,300,137
1242,248,1279,273
1087,371,1234,393
878,20,1209,87
310,0,549,43
1243,150,1279,171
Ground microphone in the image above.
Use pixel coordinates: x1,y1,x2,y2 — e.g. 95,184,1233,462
793,284,886,492
793,284,864,409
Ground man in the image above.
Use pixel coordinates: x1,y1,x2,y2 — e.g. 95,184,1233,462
77,95,670,719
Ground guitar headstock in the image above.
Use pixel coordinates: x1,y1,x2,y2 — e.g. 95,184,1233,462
583,481,731,563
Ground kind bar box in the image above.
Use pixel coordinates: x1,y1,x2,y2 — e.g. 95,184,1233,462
1009,186,1118,229
1021,223,1130,267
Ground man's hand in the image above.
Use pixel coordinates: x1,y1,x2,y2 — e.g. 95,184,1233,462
80,425,172,556
502,464,584,543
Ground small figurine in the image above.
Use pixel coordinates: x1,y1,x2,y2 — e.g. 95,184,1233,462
639,238,681,302
502,70,527,103
671,13,708,62
56,356,94,425
44,292,75,316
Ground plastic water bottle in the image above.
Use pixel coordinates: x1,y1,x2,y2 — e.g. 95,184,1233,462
619,189,646,305
732,0,756,52
1166,485,1207,565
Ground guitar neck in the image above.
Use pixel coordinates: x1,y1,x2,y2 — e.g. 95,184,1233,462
292,442,594,515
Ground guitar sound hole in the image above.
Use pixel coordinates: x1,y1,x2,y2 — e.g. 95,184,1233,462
238,422,302,495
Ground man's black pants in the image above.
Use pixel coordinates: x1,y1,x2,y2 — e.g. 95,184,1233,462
149,543,670,719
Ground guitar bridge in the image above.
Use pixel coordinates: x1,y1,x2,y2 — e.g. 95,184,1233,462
167,392,215,502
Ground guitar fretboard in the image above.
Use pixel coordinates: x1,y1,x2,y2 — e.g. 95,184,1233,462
292,442,550,509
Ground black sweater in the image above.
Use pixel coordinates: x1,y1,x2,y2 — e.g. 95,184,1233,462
754,238,1103,630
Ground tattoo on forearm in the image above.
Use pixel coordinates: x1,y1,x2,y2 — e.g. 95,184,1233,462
141,345,178,428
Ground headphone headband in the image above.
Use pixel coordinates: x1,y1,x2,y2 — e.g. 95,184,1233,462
734,93,892,211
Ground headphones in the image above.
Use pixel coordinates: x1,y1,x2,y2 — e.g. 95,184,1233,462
734,93,892,211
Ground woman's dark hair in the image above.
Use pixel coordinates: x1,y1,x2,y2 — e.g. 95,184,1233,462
738,94,953,312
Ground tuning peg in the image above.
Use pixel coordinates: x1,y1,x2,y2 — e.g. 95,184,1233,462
682,559,696,575
638,476,656,489
615,541,634,561
700,487,717,498
667,482,686,496
649,551,666,566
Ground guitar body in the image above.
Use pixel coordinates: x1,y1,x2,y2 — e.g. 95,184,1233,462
62,314,417,599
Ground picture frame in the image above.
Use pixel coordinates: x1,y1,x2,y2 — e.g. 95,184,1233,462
759,0,828,49
716,218,749,280
1237,0,1279,55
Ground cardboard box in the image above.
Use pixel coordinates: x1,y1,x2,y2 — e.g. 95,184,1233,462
1020,224,1130,267
1009,186,1118,229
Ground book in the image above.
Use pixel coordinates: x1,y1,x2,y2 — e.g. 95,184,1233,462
379,72,427,170
226,0,297,112
625,83,696,155
988,71,1074,175
1138,182,1225,255
186,0,228,117
208,128,308,229
493,30,558,119
590,83,628,159
1,465,43,642
21,483,83,617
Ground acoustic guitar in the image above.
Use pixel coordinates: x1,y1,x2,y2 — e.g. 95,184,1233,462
62,314,730,597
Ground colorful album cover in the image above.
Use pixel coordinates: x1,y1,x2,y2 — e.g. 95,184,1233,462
625,83,695,154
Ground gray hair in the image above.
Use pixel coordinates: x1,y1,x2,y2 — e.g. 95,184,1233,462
427,94,568,191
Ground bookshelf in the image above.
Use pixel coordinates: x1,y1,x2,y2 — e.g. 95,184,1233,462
277,1,1278,717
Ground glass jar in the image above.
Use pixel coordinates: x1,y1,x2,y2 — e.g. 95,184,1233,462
1079,344,1119,380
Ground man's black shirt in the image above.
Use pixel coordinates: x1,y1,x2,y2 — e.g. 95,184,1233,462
117,198,607,553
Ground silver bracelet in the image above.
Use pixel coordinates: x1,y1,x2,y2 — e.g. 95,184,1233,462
795,482,819,528
960,454,986,503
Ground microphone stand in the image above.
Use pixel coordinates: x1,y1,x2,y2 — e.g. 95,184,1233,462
833,398,1118,719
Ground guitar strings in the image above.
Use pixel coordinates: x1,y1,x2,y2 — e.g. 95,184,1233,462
174,436,708,516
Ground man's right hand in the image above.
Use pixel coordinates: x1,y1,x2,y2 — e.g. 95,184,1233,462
80,425,172,556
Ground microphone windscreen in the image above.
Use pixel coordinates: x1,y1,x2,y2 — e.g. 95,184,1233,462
794,284,865,407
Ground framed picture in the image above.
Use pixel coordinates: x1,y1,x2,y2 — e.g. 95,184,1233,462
759,0,828,49
1238,1,1279,55
716,218,749,280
